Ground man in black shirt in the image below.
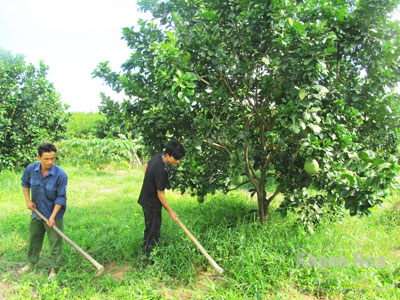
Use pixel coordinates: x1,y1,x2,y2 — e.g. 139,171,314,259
138,141,185,257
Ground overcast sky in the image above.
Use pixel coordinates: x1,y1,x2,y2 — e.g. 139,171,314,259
0,0,150,112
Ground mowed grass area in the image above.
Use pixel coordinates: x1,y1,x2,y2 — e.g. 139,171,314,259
0,165,399,299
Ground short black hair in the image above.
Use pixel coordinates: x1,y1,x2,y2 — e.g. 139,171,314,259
165,141,185,160
38,143,57,157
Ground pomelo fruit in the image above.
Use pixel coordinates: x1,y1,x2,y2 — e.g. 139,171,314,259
304,159,319,175
231,175,244,185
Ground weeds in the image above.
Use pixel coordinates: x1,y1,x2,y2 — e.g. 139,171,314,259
0,165,399,299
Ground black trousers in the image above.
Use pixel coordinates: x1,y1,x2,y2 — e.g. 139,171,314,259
142,208,162,256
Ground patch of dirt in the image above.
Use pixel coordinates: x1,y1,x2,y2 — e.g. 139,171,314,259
160,287,193,300
192,270,224,290
103,262,131,281
0,280,13,300
160,270,225,300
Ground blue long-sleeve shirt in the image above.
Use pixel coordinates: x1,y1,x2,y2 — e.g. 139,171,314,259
21,162,68,220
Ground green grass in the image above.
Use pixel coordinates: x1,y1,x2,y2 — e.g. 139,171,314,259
0,165,399,299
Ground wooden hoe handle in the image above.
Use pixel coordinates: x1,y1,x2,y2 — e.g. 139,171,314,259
177,219,224,274
33,208,105,277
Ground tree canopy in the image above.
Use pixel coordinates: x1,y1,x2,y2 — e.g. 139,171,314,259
94,0,400,224
95,92,140,138
0,49,70,170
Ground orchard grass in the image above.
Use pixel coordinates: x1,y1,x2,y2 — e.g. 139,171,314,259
0,165,399,299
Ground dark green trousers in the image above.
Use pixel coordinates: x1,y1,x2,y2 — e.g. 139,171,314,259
28,217,63,269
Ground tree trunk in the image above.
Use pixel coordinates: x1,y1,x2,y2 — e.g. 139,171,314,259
131,150,142,167
258,187,280,224
257,190,269,224
263,202,269,221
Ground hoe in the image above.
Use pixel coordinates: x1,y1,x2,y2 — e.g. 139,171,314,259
34,208,105,277
177,218,223,275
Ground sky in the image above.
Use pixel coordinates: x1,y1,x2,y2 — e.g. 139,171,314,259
0,0,150,112
1,1,399,113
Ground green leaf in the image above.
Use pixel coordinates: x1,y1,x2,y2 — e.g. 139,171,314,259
378,163,392,170
372,157,385,166
309,124,322,134
358,150,375,161
299,89,306,100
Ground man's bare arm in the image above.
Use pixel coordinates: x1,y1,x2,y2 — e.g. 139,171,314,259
23,187,36,211
47,204,62,228
157,190,178,221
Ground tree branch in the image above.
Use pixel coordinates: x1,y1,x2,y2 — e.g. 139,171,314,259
202,139,231,154
217,70,239,101
263,147,277,170
227,180,250,192
193,67,210,85
244,146,261,195
266,187,280,205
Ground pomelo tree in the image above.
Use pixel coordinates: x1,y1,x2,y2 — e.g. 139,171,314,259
94,0,400,224
0,49,70,170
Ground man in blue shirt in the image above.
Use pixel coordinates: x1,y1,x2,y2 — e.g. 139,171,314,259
19,143,68,281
